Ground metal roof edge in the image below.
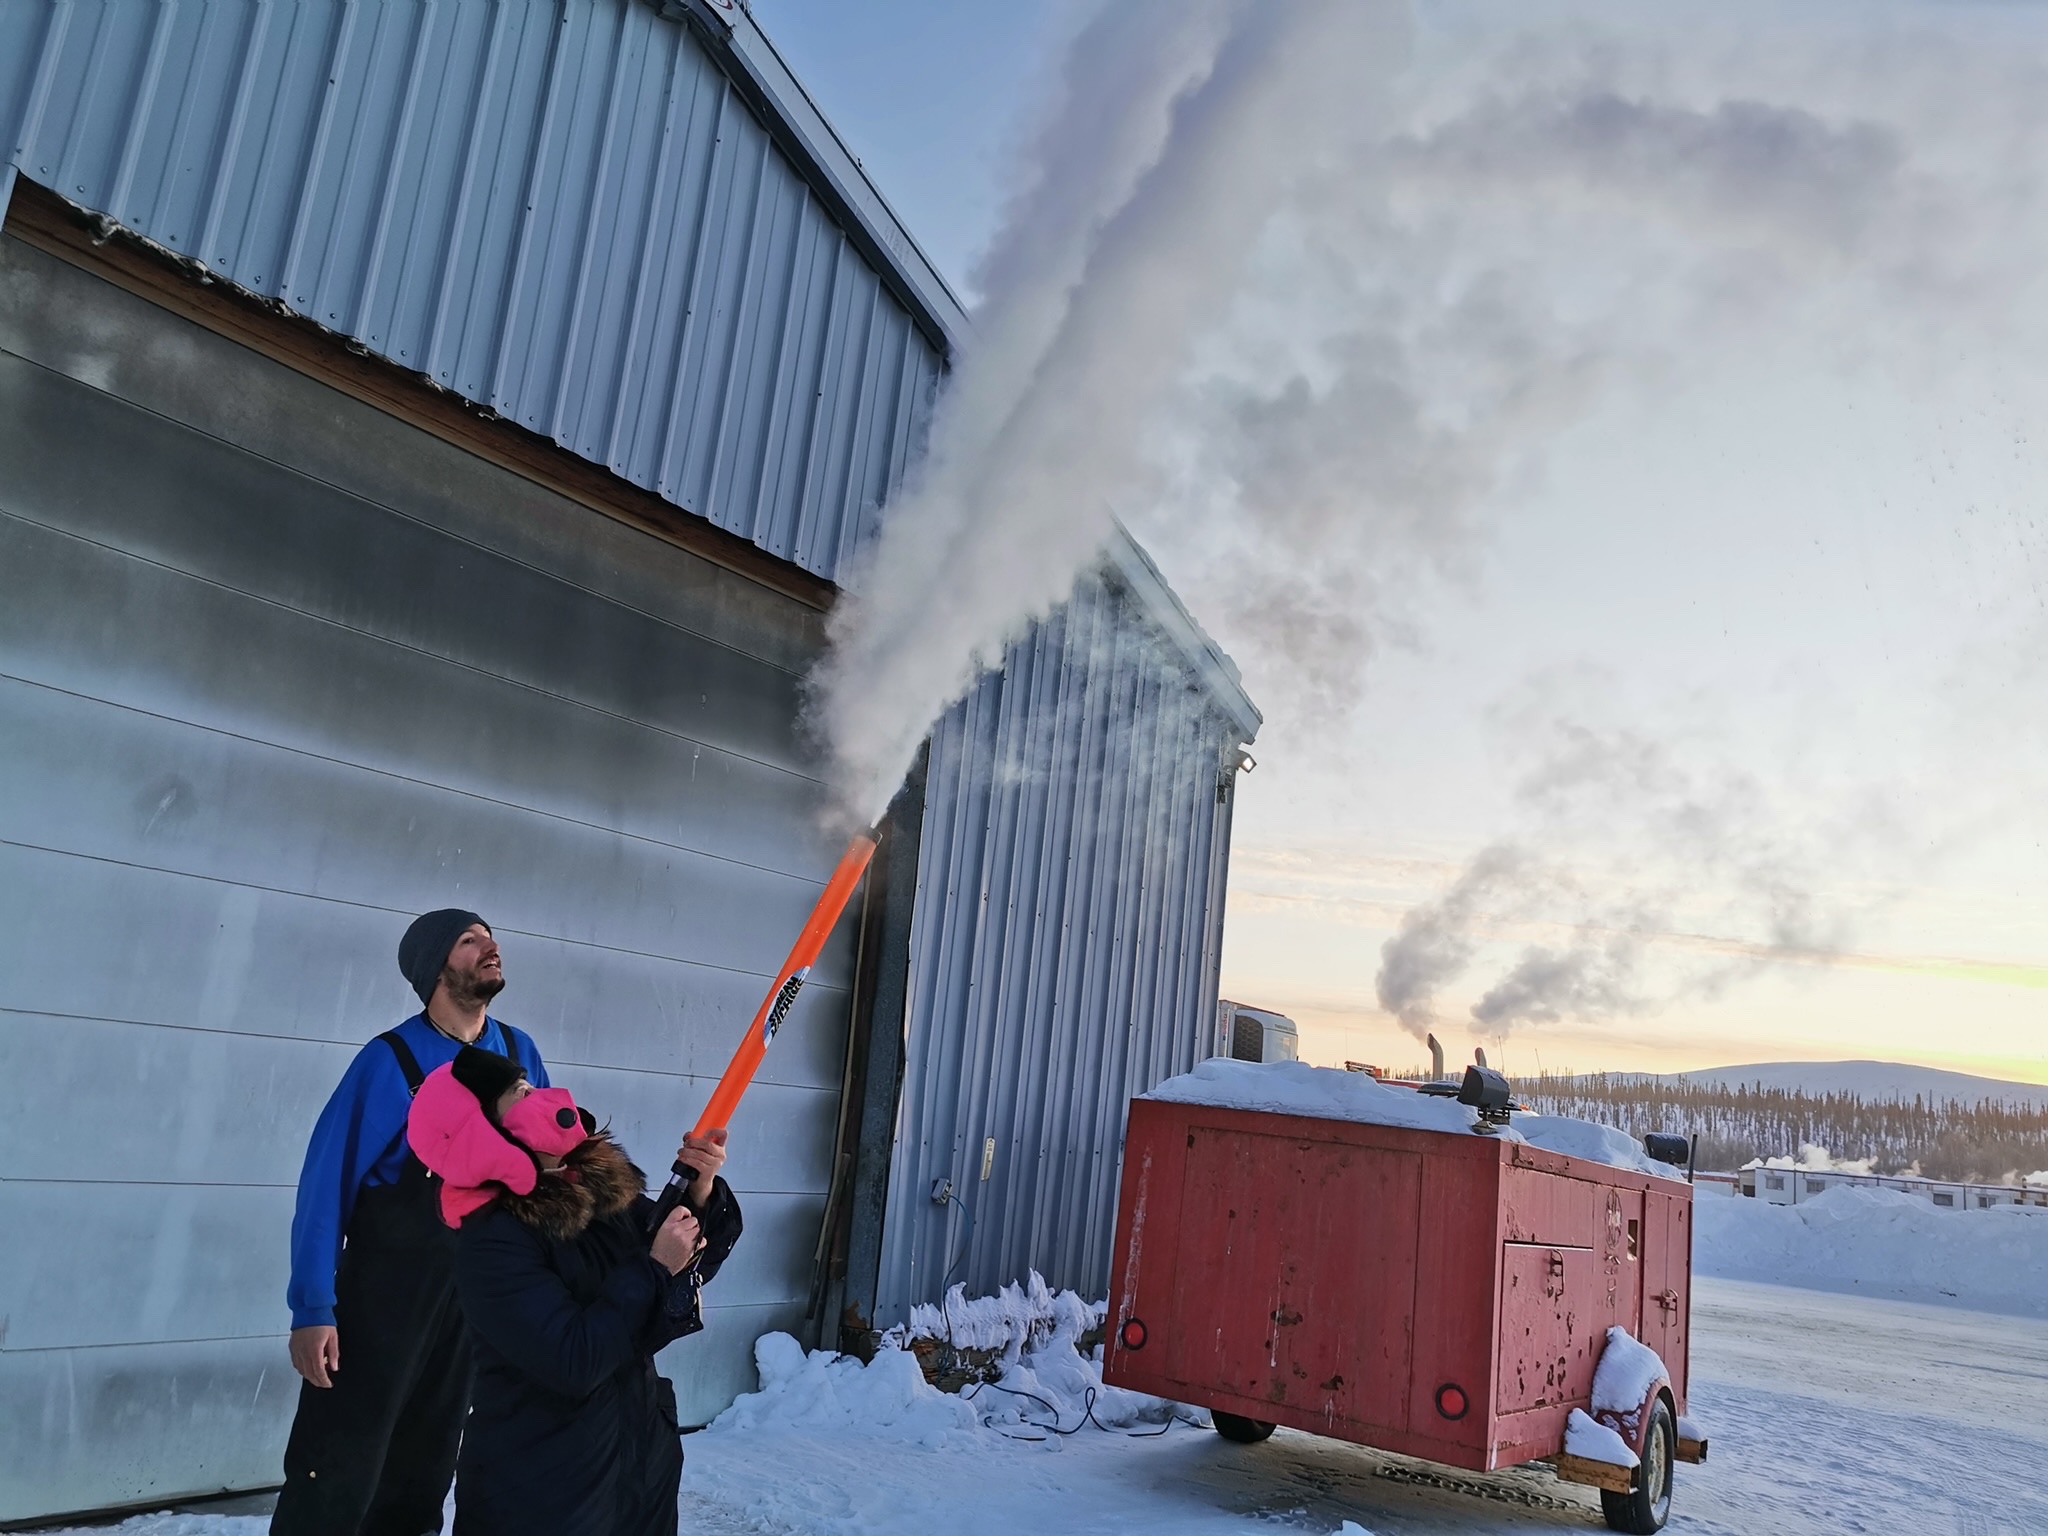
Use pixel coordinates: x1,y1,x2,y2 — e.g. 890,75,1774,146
1102,521,1262,743
645,0,971,360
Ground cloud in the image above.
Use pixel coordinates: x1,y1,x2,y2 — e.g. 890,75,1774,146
1375,843,1533,1038
809,0,1413,823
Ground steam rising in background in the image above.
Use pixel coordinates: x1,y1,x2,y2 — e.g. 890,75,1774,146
803,0,2048,1069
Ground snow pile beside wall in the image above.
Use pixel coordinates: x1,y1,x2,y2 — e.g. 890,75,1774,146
709,1322,1187,1447
711,1333,986,1449
1696,1183,2048,1316
1145,1060,1685,1179
892,1271,1105,1353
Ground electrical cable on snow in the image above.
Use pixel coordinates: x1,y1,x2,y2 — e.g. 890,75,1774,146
963,1379,1198,1441
925,1204,1196,1442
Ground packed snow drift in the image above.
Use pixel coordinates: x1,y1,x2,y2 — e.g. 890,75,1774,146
1694,1181,2048,1317
1144,1059,1686,1179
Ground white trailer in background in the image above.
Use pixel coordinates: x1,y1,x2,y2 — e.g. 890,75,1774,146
1215,1000,1300,1063
1740,1164,2048,1208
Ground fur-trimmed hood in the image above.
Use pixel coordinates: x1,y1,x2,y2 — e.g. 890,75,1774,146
486,1131,647,1243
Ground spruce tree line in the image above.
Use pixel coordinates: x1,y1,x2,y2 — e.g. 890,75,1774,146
1508,1073,2048,1181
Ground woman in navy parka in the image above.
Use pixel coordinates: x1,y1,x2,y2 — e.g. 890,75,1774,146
407,1046,743,1536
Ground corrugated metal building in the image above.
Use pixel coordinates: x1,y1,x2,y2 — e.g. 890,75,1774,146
0,0,1258,1520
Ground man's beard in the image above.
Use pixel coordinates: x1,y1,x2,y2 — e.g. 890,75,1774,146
441,965,506,1008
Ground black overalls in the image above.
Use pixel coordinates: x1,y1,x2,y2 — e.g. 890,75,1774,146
272,1033,495,1536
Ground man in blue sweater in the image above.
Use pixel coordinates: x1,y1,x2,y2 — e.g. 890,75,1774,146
272,909,548,1536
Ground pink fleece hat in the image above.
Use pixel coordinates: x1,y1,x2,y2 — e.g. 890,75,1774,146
406,1063,588,1226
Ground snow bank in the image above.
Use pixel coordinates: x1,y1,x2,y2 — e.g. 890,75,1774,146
711,1314,1187,1449
1145,1060,1685,1179
1565,1407,1639,1468
711,1332,986,1449
1695,1183,2048,1316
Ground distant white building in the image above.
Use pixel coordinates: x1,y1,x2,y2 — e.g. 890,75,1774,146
1737,1164,2048,1210
1215,1000,1300,1063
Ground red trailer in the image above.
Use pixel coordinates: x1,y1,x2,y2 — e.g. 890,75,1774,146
1101,1093,1704,1533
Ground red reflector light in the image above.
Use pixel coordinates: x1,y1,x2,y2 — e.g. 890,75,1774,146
1119,1317,1148,1351
1435,1383,1468,1421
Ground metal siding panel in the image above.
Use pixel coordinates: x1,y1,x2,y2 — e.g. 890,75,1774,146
0,1337,302,1521
407,0,515,374
785,238,854,573
753,200,832,557
228,4,339,289
825,284,887,579
543,1,656,448
718,163,805,545
623,42,724,492
0,5,67,165
0,248,852,1516
489,0,603,414
669,98,770,523
1048,587,1121,1268
0,848,851,1103
648,70,742,504
334,0,436,340
876,573,1247,1322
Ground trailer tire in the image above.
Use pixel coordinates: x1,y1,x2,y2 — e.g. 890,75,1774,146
1600,1397,1675,1534
1212,1411,1276,1444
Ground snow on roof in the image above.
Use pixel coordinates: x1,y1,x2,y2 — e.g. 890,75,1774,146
1142,1059,1685,1180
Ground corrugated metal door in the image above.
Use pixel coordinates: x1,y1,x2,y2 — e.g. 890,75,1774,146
1643,1191,1691,1409
0,234,854,1518
873,576,1241,1322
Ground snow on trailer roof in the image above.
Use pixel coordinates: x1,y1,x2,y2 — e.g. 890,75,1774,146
1142,1059,1687,1181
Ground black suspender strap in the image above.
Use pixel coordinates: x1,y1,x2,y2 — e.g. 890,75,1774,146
380,1025,515,1097
380,1030,428,1095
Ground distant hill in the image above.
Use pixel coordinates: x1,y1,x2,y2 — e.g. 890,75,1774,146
1655,1060,2048,1110
1524,1061,2048,1178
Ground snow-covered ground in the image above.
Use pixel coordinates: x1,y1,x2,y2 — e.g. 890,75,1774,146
37,1276,2048,1536
31,1178,2048,1536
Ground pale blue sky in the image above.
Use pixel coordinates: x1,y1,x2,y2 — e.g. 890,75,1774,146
749,0,1062,298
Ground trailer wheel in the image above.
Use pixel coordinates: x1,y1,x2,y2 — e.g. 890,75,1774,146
1212,1411,1276,1444
1600,1398,1675,1534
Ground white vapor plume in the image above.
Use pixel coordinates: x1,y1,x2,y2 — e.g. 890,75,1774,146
1372,691,1897,1043
809,0,1412,823
1376,845,1529,1040
806,0,2048,1048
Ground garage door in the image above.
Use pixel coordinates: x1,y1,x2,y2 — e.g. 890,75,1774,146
0,234,854,1516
